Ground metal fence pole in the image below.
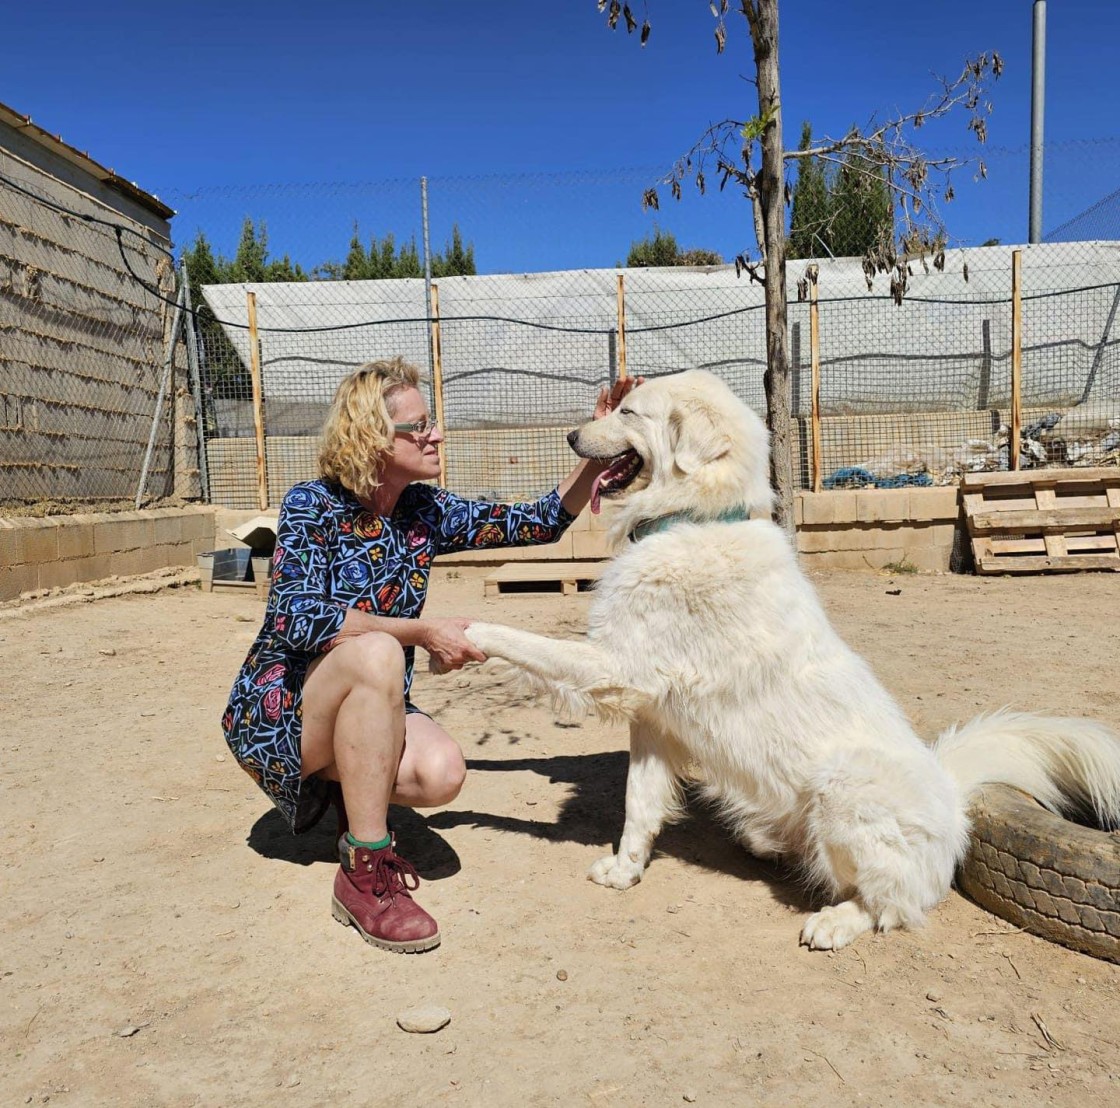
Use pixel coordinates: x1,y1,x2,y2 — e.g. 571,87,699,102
135,280,186,509
180,266,210,502
1010,250,1023,470
1029,0,1047,243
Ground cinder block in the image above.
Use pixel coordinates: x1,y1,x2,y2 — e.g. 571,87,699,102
151,516,183,546
799,491,858,527
572,530,612,559
0,562,38,601
21,521,60,564
108,548,154,578
94,517,155,555
796,527,838,555
855,489,910,524
0,526,25,567
909,486,961,520
56,521,96,561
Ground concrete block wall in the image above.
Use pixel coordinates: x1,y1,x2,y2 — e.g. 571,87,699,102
0,506,215,601
795,487,961,572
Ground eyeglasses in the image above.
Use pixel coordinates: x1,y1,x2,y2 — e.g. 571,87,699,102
393,417,439,440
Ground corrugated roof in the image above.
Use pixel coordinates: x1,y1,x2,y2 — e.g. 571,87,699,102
0,99,175,220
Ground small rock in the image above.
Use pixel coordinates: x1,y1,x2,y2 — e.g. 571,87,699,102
556,969,568,982
396,1005,451,1034
98,648,117,657
216,755,226,762
926,990,942,1003
117,1025,141,1038
667,905,681,914
1076,977,1086,985
683,1094,697,1103
886,588,902,596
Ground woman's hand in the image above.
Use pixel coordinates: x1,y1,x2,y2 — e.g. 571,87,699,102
593,375,645,421
421,617,487,674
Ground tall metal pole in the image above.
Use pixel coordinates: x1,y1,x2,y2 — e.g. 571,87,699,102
420,176,435,380
1029,0,1047,243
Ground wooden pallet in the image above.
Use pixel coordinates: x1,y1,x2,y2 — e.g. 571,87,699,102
484,561,604,597
961,467,1120,574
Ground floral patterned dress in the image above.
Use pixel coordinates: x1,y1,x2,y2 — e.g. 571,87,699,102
222,478,575,832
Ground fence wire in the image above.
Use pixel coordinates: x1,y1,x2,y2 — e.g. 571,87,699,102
3,151,1119,514
0,164,192,509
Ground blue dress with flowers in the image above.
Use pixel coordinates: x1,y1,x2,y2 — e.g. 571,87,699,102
221,478,575,832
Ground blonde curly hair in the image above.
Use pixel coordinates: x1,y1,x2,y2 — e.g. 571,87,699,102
318,357,424,499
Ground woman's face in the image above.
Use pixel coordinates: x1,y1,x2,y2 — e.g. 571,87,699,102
382,386,444,484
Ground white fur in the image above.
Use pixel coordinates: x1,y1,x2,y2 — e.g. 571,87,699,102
466,369,1120,950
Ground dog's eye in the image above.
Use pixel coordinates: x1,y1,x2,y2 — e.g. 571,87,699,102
619,407,636,416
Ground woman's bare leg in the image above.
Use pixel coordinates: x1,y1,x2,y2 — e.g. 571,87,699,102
392,713,467,808
300,632,405,843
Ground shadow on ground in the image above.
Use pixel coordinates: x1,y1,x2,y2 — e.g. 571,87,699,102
427,750,811,911
247,804,462,880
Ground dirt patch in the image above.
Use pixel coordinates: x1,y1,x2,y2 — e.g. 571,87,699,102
2,567,1119,1106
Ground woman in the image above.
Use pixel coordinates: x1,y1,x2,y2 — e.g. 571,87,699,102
222,356,637,954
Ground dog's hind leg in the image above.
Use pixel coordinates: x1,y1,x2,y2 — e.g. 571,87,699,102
588,720,686,890
798,756,946,951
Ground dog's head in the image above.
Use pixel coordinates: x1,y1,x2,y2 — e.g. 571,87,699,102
568,370,772,539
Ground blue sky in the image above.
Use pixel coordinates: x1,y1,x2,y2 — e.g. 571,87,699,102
3,1,1118,273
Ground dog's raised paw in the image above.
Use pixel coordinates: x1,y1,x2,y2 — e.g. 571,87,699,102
587,854,641,890
799,901,874,951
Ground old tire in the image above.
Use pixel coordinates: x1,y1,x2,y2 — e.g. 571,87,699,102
957,784,1120,963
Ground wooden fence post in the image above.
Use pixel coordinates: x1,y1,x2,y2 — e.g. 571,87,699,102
430,282,448,486
808,264,822,493
246,290,268,509
616,273,628,380
1010,250,1023,472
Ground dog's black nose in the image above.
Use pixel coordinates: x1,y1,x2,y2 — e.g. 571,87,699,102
566,429,579,448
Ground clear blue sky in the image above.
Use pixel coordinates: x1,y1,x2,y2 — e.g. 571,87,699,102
3,1,1117,273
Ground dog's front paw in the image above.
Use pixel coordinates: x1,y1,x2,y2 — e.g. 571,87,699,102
463,622,495,653
799,901,874,951
587,854,642,890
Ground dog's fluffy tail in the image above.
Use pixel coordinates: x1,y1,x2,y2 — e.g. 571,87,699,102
933,709,1120,829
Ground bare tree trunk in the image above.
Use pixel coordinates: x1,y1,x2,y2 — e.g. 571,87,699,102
747,0,794,535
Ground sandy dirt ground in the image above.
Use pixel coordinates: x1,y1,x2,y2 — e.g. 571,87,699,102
2,565,1119,1107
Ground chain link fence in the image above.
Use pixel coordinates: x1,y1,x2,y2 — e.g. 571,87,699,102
3,142,1119,513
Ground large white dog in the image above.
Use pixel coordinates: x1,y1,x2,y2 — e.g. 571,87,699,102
465,370,1120,950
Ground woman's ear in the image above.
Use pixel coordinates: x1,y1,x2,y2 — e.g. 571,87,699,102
668,399,732,474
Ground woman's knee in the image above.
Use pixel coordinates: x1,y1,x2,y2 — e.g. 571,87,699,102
417,738,467,806
335,632,406,694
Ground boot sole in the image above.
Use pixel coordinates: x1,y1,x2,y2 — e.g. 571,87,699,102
331,897,441,954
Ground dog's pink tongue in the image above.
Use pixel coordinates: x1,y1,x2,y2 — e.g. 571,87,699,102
590,471,604,515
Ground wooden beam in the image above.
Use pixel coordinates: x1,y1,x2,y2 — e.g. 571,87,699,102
809,266,822,493
961,467,1120,489
246,290,268,510
616,272,628,380
430,282,447,486
970,507,1120,532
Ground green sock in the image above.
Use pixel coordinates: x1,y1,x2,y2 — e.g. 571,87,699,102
346,831,392,851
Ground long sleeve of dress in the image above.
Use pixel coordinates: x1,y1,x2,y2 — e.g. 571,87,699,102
268,484,347,655
433,486,576,555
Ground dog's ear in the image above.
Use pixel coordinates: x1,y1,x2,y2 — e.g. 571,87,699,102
669,399,732,474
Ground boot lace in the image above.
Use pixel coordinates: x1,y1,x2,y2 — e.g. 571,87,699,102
371,849,421,898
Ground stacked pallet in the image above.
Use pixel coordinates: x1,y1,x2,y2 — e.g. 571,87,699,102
961,467,1120,574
